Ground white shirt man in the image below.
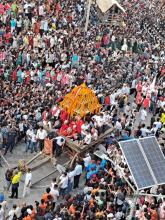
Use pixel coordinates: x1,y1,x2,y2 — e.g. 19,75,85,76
153,120,162,130
54,137,65,146
26,128,34,140
115,120,122,131
24,3,34,14
59,174,68,189
140,127,151,137
81,123,90,136
131,79,137,89
124,104,131,117
83,153,91,168
121,43,128,52
31,133,37,143
23,169,32,198
7,205,20,220
151,125,158,135
36,128,47,140
19,122,24,132
73,163,82,188
23,114,28,120
74,163,82,176
84,186,93,195
17,19,22,28
95,116,104,127
140,108,147,121
68,170,75,185
110,93,116,106
121,84,130,94
50,184,59,203
84,132,92,145
39,5,45,16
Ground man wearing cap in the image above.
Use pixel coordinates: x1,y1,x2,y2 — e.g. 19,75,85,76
52,136,65,157
10,170,22,199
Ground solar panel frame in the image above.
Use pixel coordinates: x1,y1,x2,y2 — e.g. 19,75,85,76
139,136,165,186
119,139,156,190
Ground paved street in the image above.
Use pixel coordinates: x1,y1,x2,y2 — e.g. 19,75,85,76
0,142,69,209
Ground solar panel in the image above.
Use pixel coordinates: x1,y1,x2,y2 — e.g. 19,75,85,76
139,137,165,185
119,140,155,189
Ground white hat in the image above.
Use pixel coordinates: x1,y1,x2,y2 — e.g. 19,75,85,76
107,213,114,218
100,178,104,182
27,209,32,215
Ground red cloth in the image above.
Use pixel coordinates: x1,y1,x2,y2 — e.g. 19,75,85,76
66,126,77,139
0,4,5,15
4,32,12,44
0,36,3,46
0,51,6,61
52,106,59,117
96,42,101,49
28,36,33,48
25,71,31,85
160,66,165,76
60,110,68,122
0,68,4,76
105,96,110,105
69,121,75,129
45,71,51,83
56,3,61,12
136,92,143,105
59,124,69,136
42,111,48,120
12,69,17,81
136,82,142,93
76,120,84,134
34,22,40,35
143,98,150,108
5,3,11,11
56,96,62,103
103,35,109,45
67,15,72,23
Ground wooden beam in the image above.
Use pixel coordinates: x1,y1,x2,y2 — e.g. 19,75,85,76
29,156,51,171
0,150,10,168
31,160,71,187
31,168,58,187
66,127,114,154
26,152,42,166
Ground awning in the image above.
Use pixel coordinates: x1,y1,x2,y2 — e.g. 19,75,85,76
96,0,126,13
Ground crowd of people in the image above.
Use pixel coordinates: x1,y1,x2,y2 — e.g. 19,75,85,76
0,0,165,219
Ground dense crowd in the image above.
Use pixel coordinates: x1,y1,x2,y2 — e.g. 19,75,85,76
0,0,165,219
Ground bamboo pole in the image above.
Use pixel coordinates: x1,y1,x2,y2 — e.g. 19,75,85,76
85,0,92,32
0,150,10,168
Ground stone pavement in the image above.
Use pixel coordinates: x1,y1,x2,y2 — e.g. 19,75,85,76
0,142,70,210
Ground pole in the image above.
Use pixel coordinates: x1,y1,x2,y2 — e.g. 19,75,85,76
0,150,10,168
139,192,165,198
128,191,139,220
85,0,92,32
